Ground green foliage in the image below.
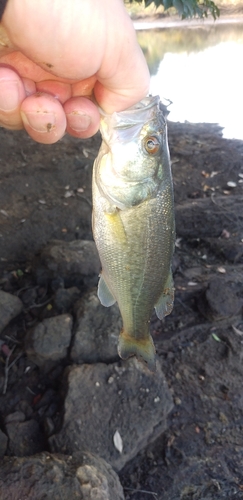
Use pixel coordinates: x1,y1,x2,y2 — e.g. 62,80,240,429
128,0,220,19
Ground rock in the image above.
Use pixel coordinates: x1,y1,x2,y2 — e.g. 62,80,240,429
13,400,34,420
4,411,25,424
34,239,100,288
54,286,81,313
6,419,45,456
21,287,38,307
34,388,57,411
0,290,23,334
43,416,55,437
25,314,73,369
0,451,125,500
0,429,8,459
49,359,173,470
71,290,121,364
198,276,243,320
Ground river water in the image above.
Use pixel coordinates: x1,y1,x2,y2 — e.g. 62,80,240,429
135,21,243,139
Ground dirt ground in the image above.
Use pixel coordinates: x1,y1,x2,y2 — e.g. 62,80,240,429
0,115,243,499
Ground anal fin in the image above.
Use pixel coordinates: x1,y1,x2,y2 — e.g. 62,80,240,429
98,274,116,307
155,270,174,320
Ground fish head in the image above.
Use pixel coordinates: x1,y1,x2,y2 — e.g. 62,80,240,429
95,96,170,209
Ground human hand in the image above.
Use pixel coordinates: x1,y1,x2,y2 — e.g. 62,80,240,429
0,0,150,143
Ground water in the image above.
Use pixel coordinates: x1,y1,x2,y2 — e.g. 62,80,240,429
136,22,243,139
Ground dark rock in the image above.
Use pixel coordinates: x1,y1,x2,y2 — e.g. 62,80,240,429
49,359,173,470
54,286,81,313
34,388,57,410
198,276,243,320
33,389,60,420
25,314,73,369
14,400,34,419
21,287,38,307
71,290,121,364
0,291,23,334
43,417,55,437
0,451,125,500
0,429,8,459
6,419,45,456
51,276,65,291
45,401,59,418
34,239,100,288
4,411,25,424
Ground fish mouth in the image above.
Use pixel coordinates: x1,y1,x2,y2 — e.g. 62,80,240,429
99,98,167,160
124,95,160,112
99,96,165,135
99,95,160,117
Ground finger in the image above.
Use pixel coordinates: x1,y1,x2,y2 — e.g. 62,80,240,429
22,77,37,96
35,80,72,104
94,11,150,113
20,92,66,144
64,96,100,139
71,76,97,98
95,44,150,114
0,22,15,56
0,50,70,83
0,65,26,129
2,1,104,80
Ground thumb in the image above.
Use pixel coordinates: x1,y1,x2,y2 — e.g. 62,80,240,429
94,22,150,113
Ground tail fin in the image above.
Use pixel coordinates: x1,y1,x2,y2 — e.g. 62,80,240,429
118,330,156,372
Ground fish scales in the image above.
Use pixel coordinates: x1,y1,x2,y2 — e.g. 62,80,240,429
92,96,175,371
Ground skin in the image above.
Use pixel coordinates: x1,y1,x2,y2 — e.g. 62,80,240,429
0,0,150,143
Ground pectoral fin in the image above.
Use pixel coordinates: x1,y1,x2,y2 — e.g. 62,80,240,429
105,210,127,246
98,274,116,307
155,271,174,320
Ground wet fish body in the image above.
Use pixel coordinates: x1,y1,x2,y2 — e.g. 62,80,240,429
92,96,175,371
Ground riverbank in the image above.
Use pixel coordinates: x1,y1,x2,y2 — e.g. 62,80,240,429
129,1,243,29
0,119,243,499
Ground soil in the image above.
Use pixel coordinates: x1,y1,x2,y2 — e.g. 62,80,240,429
0,116,243,499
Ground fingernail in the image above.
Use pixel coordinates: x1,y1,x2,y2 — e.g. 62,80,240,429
21,111,56,133
67,112,91,132
0,80,21,111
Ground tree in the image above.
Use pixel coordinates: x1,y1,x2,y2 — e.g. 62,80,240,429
127,0,220,20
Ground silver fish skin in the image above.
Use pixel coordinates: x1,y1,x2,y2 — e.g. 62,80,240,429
92,95,175,371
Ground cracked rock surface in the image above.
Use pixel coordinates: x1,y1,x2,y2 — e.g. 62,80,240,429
49,359,173,470
0,451,125,500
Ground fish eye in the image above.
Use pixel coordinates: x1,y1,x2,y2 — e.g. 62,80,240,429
144,136,160,155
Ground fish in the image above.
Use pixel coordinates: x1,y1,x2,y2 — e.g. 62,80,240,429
92,95,175,371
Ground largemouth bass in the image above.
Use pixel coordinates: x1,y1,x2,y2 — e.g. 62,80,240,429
92,95,175,371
